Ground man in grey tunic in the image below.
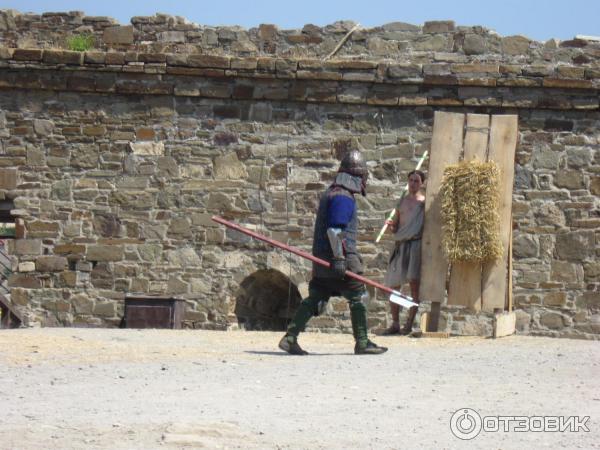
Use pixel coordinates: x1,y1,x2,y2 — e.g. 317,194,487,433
382,170,425,335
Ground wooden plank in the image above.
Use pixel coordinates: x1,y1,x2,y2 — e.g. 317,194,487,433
507,217,513,312
493,312,516,338
447,114,490,311
411,331,450,338
428,301,441,332
420,112,464,305
419,311,429,332
482,115,518,312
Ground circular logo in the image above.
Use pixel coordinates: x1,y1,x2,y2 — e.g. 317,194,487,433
450,408,482,440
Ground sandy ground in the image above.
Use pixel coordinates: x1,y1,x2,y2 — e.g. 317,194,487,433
0,328,598,450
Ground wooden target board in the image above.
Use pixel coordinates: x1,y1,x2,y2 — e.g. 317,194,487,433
419,112,518,316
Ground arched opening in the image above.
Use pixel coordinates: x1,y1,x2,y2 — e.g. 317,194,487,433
235,269,302,331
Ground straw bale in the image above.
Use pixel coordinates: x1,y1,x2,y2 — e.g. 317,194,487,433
440,160,503,262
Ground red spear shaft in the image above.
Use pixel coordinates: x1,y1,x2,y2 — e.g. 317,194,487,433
211,215,415,306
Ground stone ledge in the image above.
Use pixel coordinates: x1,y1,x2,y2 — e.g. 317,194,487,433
1,47,600,93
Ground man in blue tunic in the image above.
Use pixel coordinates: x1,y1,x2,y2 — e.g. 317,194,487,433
278,151,388,355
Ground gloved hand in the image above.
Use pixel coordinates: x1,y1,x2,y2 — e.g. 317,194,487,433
331,257,347,279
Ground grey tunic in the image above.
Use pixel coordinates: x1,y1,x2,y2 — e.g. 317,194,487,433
383,198,424,288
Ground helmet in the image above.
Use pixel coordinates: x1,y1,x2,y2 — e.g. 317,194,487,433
338,150,368,177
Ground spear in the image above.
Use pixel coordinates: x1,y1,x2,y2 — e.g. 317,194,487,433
374,151,428,243
212,216,417,309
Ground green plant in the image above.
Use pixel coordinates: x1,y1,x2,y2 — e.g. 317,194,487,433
0,223,15,238
66,34,95,52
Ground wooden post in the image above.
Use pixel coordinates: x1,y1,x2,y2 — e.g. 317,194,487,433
482,115,518,312
420,112,464,307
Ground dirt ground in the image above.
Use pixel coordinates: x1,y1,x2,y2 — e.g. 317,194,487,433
0,328,598,450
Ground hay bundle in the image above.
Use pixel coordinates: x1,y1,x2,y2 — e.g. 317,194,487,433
440,160,503,262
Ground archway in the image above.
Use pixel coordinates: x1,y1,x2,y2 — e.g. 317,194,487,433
235,269,302,331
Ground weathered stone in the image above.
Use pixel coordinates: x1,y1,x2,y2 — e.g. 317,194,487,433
33,119,54,136
540,312,565,330
413,35,450,52
43,50,82,65
18,261,35,272
463,34,487,55
502,35,531,55
27,221,59,238
157,31,186,43
8,273,41,289
512,234,538,258
423,20,455,33
213,153,247,180
130,142,164,156
55,244,86,255
515,310,531,332
103,25,134,44
72,294,94,314
167,276,189,294
168,218,192,237
138,244,162,262
93,301,116,317
577,291,600,308
551,260,583,283
367,38,400,56
258,24,278,41
167,248,201,267
35,256,68,272
93,214,121,237
554,170,585,190
543,291,567,307
87,245,124,262
26,147,45,166
0,168,17,189
555,232,593,261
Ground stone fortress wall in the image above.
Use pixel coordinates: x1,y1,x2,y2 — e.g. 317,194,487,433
0,9,598,338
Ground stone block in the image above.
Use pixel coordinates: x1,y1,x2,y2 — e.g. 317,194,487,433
543,291,567,307
33,119,54,136
555,232,593,261
423,20,455,33
213,153,247,180
167,248,201,267
539,312,565,330
72,294,94,314
577,291,600,308
13,239,42,255
87,245,124,262
157,31,186,43
187,54,230,69
93,301,117,317
554,170,585,190
103,25,134,44
36,256,68,272
0,168,17,189
55,244,86,255
501,35,531,55
8,273,41,288
512,234,538,258
463,34,487,55
550,260,583,283
130,142,165,156
18,262,35,272
13,48,43,61
42,50,82,65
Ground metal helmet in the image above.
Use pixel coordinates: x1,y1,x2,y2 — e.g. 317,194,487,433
338,150,368,177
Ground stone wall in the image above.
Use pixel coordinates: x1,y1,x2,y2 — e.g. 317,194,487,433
0,9,598,339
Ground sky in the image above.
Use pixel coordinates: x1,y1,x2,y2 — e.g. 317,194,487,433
1,0,599,42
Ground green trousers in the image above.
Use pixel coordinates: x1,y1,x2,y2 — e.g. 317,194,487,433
285,277,369,347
